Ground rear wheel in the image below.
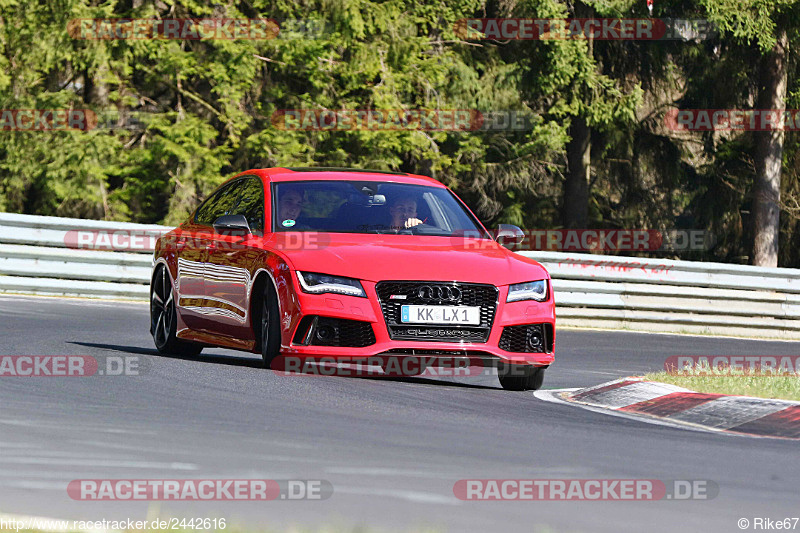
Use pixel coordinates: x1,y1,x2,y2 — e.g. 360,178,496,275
498,364,545,391
150,264,203,356
260,281,282,368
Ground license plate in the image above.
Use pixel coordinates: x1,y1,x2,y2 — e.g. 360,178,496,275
400,305,480,325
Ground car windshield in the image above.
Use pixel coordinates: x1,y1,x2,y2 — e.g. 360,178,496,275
272,180,488,237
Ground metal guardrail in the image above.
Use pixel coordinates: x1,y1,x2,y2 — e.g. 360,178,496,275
1,212,798,339
521,252,800,338
0,213,161,299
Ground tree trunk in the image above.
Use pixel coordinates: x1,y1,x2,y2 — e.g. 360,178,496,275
752,28,789,266
563,117,591,228
562,1,593,230
83,64,109,106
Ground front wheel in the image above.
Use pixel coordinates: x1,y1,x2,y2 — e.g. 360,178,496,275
150,264,203,357
498,364,545,391
260,281,282,368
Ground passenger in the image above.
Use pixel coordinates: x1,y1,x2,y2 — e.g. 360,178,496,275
388,195,424,231
277,188,305,228
278,187,311,231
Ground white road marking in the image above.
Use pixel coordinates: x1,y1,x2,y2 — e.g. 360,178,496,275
0,469,156,479
0,450,139,459
0,480,69,490
0,457,198,469
0,295,146,307
0,441,41,448
325,467,450,478
0,420,158,436
334,485,461,505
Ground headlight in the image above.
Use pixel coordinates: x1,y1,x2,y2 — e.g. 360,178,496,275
296,271,366,298
506,280,548,302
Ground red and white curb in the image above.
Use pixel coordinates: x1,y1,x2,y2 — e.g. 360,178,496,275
534,378,800,439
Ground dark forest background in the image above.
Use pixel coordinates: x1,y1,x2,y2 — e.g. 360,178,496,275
1,0,798,266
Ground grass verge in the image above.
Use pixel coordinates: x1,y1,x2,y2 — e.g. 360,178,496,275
645,369,800,402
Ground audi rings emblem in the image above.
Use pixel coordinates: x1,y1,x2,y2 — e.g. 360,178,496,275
417,285,462,302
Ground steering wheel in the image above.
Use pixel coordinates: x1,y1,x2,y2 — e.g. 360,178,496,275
407,222,437,235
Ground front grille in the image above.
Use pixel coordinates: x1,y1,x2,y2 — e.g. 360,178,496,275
375,281,498,342
292,316,376,347
498,323,553,353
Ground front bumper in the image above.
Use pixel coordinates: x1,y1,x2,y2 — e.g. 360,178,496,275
284,279,555,367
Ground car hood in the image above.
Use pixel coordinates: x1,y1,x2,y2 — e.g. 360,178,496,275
265,233,548,285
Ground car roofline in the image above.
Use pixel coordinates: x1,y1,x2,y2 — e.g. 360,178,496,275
234,167,447,187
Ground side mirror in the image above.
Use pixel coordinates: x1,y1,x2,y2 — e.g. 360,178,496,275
496,224,524,245
213,215,251,236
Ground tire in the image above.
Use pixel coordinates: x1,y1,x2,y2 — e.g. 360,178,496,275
150,264,203,357
498,363,545,391
259,280,282,369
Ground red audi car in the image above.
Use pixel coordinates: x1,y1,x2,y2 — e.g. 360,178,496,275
150,168,555,390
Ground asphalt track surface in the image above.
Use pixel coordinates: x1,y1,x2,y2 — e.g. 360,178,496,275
1,295,800,533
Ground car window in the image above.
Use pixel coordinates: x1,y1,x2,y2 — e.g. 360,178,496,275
231,177,264,233
194,179,246,226
272,180,487,236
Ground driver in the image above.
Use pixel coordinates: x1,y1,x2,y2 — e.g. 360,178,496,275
388,195,424,231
